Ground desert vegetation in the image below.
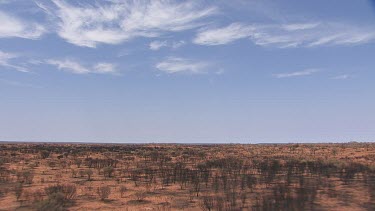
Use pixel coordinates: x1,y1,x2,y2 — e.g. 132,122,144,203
0,142,374,210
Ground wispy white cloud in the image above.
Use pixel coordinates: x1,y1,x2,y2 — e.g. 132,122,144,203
149,40,168,50
281,23,320,31
38,0,217,48
45,59,117,75
149,40,185,50
171,40,186,49
93,63,117,74
46,59,89,74
194,23,253,45
156,57,211,74
194,22,375,48
332,74,351,80
273,69,320,78
0,11,45,39
0,50,28,72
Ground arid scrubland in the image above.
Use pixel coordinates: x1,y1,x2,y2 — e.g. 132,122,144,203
0,143,374,211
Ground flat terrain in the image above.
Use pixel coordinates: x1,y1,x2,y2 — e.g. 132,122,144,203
0,143,374,210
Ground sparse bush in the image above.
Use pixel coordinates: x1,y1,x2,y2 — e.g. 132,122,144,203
103,166,114,179
200,195,214,211
134,190,147,201
75,159,82,168
71,169,77,178
79,169,85,178
120,185,127,198
45,184,77,201
35,192,65,211
40,150,50,159
33,190,44,202
97,186,111,201
23,170,34,184
85,169,93,181
14,183,23,201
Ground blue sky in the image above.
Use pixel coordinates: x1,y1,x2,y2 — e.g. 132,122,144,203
1,0,375,143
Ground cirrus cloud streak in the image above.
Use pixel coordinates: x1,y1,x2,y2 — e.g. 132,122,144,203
194,22,375,48
45,59,117,75
273,69,320,78
38,0,217,48
156,57,211,74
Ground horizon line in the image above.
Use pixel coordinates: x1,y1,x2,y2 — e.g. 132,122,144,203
0,140,373,145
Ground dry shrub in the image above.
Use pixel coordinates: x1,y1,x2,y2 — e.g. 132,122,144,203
97,186,111,201
199,195,214,211
35,192,65,211
120,185,127,198
14,183,23,201
45,184,77,201
134,190,147,201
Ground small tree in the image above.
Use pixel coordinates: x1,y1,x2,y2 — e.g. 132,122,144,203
45,184,77,201
40,150,50,159
79,169,85,178
71,169,77,178
85,169,93,181
134,190,147,201
97,186,111,201
240,192,247,208
103,166,114,179
23,171,34,184
200,195,214,211
131,170,140,186
14,183,23,201
33,190,44,202
215,196,224,211
75,159,82,168
120,186,127,198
